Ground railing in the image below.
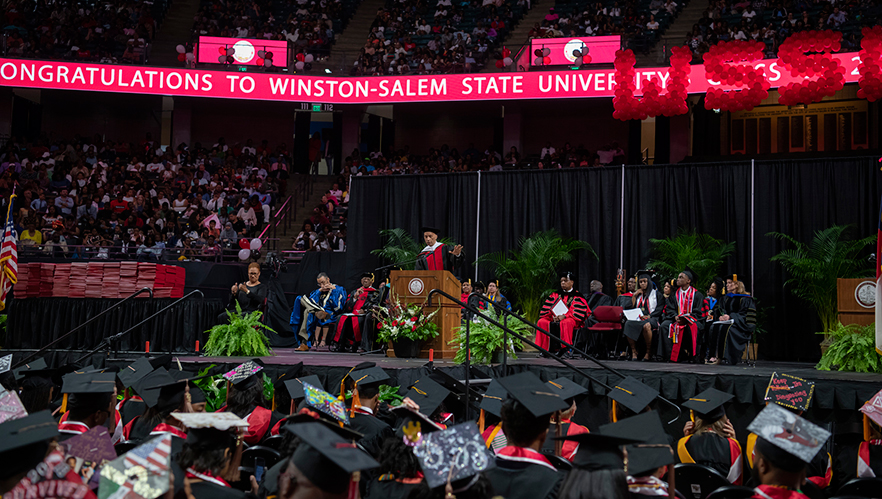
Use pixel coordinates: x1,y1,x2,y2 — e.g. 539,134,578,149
17,243,278,262
427,288,683,424
12,287,154,368
258,173,313,254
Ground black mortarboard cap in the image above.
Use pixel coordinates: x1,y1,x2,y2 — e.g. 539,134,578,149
682,387,733,422
349,366,390,389
148,355,173,370
290,422,379,494
223,360,264,388
14,357,48,380
61,372,117,394
748,404,831,472
420,226,441,235
190,386,206,404
360,272,375,281
682,267,696,283
606,376,659,415
546,377,588,404
764,372,814,412
392,405,443,438
132,368,176,409
285,375,323,401
118,358,155,388
497,372,569,418
282,413,363,440
0,411,58,479
405,378,450,417
559,271,576,281
636,269,654,280
554,433,642,471
273,363,304,389
480,379,507,418
599,411,674,476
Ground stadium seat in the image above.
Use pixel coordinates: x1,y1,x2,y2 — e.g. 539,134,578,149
262,434,285,451
705,485,755,499
836,477,882,498
674,463,731,499
242,445,283,469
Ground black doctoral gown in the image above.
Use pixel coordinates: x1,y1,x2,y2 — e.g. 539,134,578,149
486,456,563,499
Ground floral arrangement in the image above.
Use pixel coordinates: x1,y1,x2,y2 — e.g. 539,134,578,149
373,292,440,343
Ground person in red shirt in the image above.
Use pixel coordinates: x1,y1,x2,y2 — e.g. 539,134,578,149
109,192,129,215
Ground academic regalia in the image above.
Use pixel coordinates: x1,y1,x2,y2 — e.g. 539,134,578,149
289,285,347,345
751,485,811,499
710,293,757,365
537,288,589,351
365,475,423,499
599,412,676,498
57,371,117,442
345,366,395,458
184,474,246,499
333,284,381,349
540,377,590,461
415,241,463,276
614,292,635,309
173,412,250,499
479,379,508,453
116,357,155,426
287,421,380,497
487,291,512,310
623,288,665,342
218,360,287,445
0,411,62,487
659,284,705,362
749,432,832,488
678,388,742,484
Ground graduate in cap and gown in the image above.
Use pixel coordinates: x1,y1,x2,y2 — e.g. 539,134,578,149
485,372,570,499
659,268,704,363
622,270,665,362
536,271,589,356
708,274,757,366
272,374,323,433
174,412,251,499
278,422,380,499
540,377,590,461
599,411,676,498
56,371,117,442
0,411,63,495
614,276,637,309
217,361,287,446
677,388,743,484
479,379,508,453
366,406,443,499
403,377,453,428
115,357,156,426
833,386,882,489
333,272,382,352
415,226,464,279
266,363,304,416
554,432,642,499
343,365,395,458
486,281,512,310
747,404,832,499
606,377,660,424
408,421,497,499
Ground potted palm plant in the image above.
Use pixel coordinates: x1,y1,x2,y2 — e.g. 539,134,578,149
203,302,274,357
449,306,528,365
373,292,439,358
646,229,735,290
768,225,875,350
475,229,595,324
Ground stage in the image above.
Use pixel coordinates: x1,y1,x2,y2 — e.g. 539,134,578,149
7,348,881,444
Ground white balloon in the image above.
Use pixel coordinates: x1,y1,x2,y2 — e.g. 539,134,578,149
250,238,263,251
238,248,251,261
574,56,583,66
176,44,186,54
226,47,235,56
218,55,226,63
264,58,272,67
503,56,513,66
534,56,543,65
186,52,195,61
295,61,305,70
257,50,266,58
572,49,582,58
541,47,551,57
304,54,314,63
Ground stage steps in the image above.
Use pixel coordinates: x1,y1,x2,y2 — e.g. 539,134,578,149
483,0,546,73
148,0,202,67
274,178,339,253
312,0,388,74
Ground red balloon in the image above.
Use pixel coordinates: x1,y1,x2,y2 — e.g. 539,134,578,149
218,46,226,55
296,53,305,62
177,53,186,62
543,56,551,65
495,60,505,69
239,239,250,249
502,48,511,58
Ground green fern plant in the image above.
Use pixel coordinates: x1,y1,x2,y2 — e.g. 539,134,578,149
370,228,455,270
816,322,882,373
475,229,595,324
193,364,226,412
768,225,875,335
203,302,275,357
646,229,735,290
449,306,528,365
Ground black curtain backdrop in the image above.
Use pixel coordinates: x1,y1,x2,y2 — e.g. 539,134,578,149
348,157,882,362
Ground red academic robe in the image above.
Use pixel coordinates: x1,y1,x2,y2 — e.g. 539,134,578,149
536,290,589,351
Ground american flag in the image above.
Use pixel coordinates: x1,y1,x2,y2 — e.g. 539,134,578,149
0,195,17,312
124,434,171,474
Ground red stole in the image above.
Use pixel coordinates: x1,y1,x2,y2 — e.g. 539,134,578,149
58,420,90,435
752,485,811,499
150,423,188,439
421,245,445,271
333,287,376,342
668,286,698,362
858,440,882,477
185,468,231,488
495,446,556,471
558,420,589,461
243,406,273,445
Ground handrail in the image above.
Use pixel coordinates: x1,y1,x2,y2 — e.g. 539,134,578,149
259,195,292,242
74,289,205,364
13,287,154,369
429,288,683,424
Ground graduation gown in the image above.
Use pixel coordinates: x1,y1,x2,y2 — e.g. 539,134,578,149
614,292,635,309
659,286,705,362
333,286,381,345
349,406,394,458
487,292,512,310
117,395,146,426
415,242,463,277
711,293,757,365
57,419,91,442
217,404,286,446
584,292,613,327
833,440,882,490
540,420,589,461
623,289,664,341
536,290,589,351
486,446,563,499
677,432,742,484
182,470,246,499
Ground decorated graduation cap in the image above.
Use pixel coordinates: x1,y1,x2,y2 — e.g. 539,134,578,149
172,412,249,455
63,426,116,465
300,382,350,424
606,376,659,421
285,375,323,402
412,422,495,489
405,378,451,418
0,411,59,479
0,354,11,376
99,434,172,499
289,422,379,495
764,372,814,412
859,388,882,441
117,357,155,388
497,372,569,418
682,387,734,422
393,405,444,443
554,433,642,471
546,377,588,405
0,386,28,423
223,360,264,388
600,411,674,476
60,371,117,415
748,403,831,472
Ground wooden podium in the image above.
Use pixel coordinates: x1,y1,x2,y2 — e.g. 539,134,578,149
837,278,876,327
389,270,461,359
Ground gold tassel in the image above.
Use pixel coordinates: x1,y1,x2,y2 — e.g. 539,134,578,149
611,400,618,422
60,393,69,414
733,274,738,283
340,366,357,401
554,411,563,457
478,409,485,433
350,388,361,418
271,393,276,412
864,413,872,442
690,410,695,422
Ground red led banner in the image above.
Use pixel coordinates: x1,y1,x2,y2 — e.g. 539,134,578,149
0,52,864,105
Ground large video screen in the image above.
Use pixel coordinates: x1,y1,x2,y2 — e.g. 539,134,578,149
197,37,289,67
530,36,620,66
